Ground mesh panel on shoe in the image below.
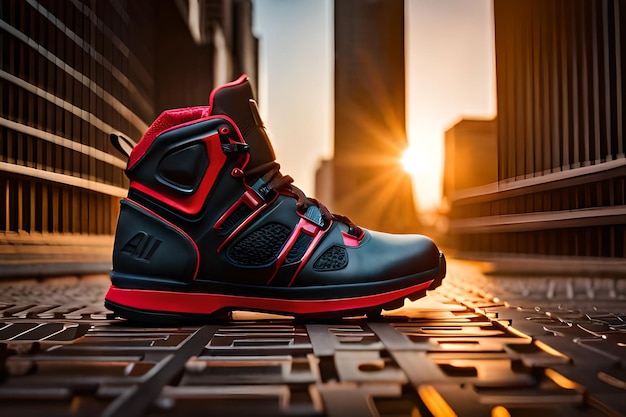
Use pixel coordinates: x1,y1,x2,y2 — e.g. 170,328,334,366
285,233,313,264
313,246,348,271
228,223,291,266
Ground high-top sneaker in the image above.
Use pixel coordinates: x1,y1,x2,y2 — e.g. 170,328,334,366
105,75,446,322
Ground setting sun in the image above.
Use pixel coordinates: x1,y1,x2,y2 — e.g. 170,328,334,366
400,144,424,176
400,140,443,211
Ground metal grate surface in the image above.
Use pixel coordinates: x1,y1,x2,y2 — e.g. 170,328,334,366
0,260,625,417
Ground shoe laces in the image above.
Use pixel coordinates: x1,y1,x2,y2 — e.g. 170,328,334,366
245,162,364,238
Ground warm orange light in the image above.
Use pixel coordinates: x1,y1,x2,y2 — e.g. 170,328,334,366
400,140,445,212
401,143,441,179
400,144,424,176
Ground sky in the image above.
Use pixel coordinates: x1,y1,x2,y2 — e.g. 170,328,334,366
252,0,495,212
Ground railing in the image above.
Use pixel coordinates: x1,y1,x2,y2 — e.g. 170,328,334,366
449,158,626,258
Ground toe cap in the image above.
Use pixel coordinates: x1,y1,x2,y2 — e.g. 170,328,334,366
359,230,441,278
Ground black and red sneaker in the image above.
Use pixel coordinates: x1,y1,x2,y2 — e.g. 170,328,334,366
104,75,446,322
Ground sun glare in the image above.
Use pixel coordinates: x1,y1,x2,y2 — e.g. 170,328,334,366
400,142,443,211
400,145,424,176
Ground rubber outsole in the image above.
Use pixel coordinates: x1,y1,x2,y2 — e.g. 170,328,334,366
105,253,447,323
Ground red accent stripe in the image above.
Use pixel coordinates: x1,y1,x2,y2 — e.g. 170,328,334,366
287,220,332,287
130,73,248,169
105,279,434,316
123,199,200,280
130,132,226,216
131,114,250,217
208,74,249,112
215,191,277,254
265,217,317,285
341,231,361,247
213,189,263,232
128,107,211,169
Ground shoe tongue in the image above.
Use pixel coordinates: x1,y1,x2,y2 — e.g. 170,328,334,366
209,75,276,173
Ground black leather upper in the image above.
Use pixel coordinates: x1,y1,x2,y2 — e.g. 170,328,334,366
111,77,443,301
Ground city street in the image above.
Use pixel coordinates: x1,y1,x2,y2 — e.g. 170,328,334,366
2,1,625,415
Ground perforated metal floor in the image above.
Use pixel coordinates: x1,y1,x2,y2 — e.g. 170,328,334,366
1,259,625,417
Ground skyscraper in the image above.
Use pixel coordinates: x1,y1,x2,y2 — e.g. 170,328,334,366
448,0,625,258
330,0,421,233
0,0,256,275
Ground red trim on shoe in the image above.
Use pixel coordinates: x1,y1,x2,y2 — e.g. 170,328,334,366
130,131,226,216
213,188,264,234
341,231,361,247
128,107,211,169
208,74,249,111
130,75,251,170
287,220,333,287
123,199,201,280
215,190,278,254
129,113,251,217
265,217,325,285
104,278,434,316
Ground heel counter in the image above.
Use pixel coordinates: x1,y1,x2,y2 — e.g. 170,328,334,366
112,200,199,283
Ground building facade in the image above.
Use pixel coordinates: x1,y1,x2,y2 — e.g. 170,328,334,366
442,118,498,204
0,0,256,275
448,0,626,258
